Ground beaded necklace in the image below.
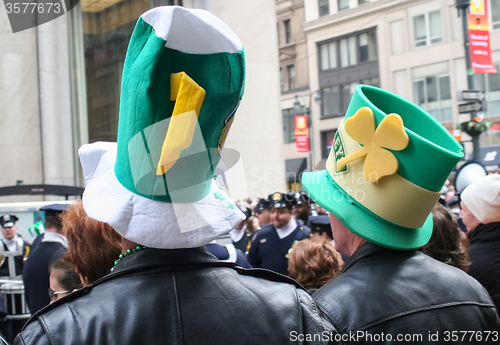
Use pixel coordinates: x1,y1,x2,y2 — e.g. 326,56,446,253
110,245,146,272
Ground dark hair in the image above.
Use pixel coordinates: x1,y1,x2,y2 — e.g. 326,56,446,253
62,200,122,284
288,237,343,289
422,203,470,272
49,257,82,292
44,215,63,231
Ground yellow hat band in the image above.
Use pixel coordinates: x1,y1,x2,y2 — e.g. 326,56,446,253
326,120,441,229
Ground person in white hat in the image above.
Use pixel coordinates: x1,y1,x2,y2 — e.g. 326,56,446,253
461,174,500,313
15,7,330,345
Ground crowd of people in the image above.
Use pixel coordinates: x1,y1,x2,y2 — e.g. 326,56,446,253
0,5,497,344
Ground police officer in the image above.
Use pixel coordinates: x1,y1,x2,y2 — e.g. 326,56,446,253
294,192,313,228
0,215,29,342
254,197,272,228
0,215,28,277
247,192,310,275
23,204,69,314
309,215,333,243
229,205,252,254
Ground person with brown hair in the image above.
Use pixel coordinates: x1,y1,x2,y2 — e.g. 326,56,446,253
61,200,122,285
422,203,470,272
288,237,343,294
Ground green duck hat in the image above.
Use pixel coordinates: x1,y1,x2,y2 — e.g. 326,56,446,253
301,85,463,250
79,6,246,249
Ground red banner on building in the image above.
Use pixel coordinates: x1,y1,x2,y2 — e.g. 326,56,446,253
294,115,309,153
468,0,497,73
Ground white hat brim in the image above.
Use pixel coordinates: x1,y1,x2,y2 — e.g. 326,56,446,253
79,142,245,249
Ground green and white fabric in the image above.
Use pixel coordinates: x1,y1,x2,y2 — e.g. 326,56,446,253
80,6,246,249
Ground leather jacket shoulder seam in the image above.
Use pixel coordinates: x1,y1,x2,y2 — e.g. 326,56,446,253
309,293,331,335
317,303,342,331
232,266,305,290
353,301,496,332
293,287,302,335
38,317,56,345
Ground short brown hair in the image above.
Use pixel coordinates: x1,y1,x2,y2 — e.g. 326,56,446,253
61,200,122,284
288,237,343,290
422,203,470,272
44,215,62,231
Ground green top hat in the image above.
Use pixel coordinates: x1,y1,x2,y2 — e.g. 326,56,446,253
79,6,247,249
302,85,463,250
115,6,245,203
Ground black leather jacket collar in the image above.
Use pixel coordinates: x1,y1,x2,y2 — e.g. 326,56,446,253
340,242,386,273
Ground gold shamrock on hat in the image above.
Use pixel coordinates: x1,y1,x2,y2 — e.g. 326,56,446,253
336,107,409,183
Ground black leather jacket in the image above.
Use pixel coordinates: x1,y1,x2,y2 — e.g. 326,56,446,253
15,247,330,345
313,242,500,344
468,222,500,313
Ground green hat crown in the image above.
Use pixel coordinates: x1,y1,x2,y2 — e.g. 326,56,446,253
114,6,245,203
302,85,464,250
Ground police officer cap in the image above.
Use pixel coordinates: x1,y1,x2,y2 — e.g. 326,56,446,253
295,191,312,206
237,205,252,219
40,204,69,218
308,215,332,238
254,198,271,214
269,192,296,209
0,215,19,228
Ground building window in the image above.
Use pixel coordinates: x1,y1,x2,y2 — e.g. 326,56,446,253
280,67,283,92
361,77,380,88
473,63,500,117
321,130,337,159
319,0,329,16
492,0,500,29
318,29,379,118
284,19,292,44
413,74,452,123
282,108,295,144
359,32,377,62
413,10,443,47
321,83,354,117
338,0,349,11
358,0,370,4
321,79,379,118
473,63,500,147
320,42,337,71
277,23,280,46
319,29,377,70
322,86,340,117
339,36,357,67
288,65,296,90
340,83,352,114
